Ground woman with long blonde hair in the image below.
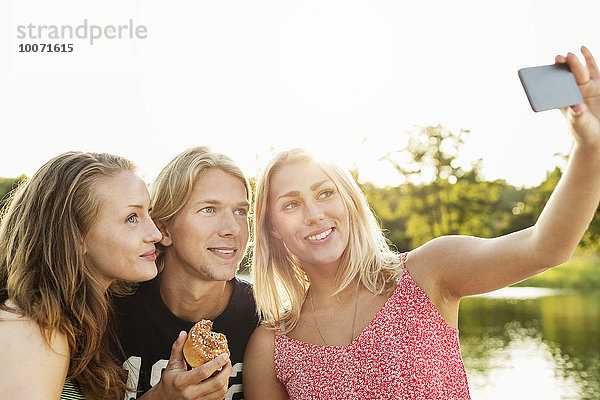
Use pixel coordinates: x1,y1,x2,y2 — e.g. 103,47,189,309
0,151,162,399
244,47,600,399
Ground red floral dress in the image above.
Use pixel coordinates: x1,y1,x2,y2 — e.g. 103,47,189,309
274,253,471,399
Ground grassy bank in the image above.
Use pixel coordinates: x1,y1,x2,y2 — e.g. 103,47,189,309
513,249,600,291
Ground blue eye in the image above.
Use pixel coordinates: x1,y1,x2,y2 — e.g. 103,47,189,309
282,201,299,210
126,214,138,223
318,189,334,199
200,206,215,213
234,209,248,216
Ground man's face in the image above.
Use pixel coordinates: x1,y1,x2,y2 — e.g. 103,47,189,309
161,168,250,281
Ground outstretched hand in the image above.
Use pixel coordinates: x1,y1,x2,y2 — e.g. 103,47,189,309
556,46,600,148
140,331,232,400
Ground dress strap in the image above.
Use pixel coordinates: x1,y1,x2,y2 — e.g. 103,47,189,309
399,252,408,270
275,321,285,334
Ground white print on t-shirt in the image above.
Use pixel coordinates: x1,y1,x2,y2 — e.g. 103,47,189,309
123,356,243,400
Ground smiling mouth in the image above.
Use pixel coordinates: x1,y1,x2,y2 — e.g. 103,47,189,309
210,248,236,254
306,228,333,241
140,250,157,261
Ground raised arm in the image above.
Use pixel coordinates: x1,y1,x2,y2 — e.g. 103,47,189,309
243,325,290,400
409,47,600,310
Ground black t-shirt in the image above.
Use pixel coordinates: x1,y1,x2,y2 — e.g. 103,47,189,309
114,277,259,400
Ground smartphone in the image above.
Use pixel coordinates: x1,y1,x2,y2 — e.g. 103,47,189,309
518,63,583,112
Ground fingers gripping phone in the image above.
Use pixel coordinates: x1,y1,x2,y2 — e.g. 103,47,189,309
518,63,583,112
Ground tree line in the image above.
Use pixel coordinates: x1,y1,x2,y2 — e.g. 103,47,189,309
359,125,600,252
2,126,599,256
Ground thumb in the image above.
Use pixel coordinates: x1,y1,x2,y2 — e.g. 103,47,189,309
568,103,598,139
570,103,586,117
164,331,188,372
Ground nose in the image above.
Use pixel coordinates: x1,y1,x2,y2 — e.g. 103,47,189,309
145,218,163,243
304,199,325,225
218,211,242,237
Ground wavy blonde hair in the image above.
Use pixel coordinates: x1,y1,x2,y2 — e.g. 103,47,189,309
0,151,137,399
150,146,251,271
252,148,401,332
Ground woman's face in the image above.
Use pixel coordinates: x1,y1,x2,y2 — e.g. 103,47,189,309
268,160,350,272
84,171,162,289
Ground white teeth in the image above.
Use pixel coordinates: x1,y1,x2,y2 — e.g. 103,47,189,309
307,228,332,241
212,249,234,254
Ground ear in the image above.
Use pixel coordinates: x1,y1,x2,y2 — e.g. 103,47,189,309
270,227,282,240
157,221,173,247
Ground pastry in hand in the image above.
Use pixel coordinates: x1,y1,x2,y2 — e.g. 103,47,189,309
183,319,230,368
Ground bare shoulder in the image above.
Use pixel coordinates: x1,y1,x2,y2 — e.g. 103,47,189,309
243,324,289,400
245,324,277,364
248,324,277,346
0,306,69,355
0,305,70,398
407,236,478,280
405,237,465,310
405,237,449,286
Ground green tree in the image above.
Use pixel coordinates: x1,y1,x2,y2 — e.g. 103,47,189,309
381,124,470,184
365,124,536,249
523,166,600,250
0,175,26,213
381,125,475,243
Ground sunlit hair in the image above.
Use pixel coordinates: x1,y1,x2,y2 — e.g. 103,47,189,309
0,151,136,400
150,146,252,271
252,148,401,332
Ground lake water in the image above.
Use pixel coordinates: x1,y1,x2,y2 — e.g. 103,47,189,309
459,288,600,400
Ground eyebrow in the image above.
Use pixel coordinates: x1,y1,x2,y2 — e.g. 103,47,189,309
127,204,146,210
192,199,250,208
276,179,330,202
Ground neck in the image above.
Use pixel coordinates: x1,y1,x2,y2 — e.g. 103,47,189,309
308,278,361,346
301,259,343,295
158,265,232,322
308,276,359,306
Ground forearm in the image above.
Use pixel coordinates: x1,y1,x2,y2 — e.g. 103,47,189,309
531,142,600,265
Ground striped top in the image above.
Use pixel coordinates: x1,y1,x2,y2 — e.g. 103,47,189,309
60,378,85,399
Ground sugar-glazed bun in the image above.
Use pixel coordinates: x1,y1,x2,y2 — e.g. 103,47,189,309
183,319,230,368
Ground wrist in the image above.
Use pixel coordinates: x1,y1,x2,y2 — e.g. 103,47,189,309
138,384,162,400
572,139,600,162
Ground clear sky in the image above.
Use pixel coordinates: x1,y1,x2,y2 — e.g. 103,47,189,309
2,0,599,187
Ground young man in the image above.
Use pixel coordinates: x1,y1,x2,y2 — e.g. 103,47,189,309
115,147,259,400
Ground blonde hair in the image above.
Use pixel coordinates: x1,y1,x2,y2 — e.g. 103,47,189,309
150,146,251,271
252,148,401,332
0,151,137,399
